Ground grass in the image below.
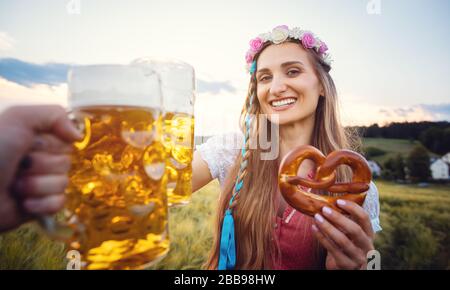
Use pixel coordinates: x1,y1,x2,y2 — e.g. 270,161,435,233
0,179,448,269
0,180,220,270
374,180,450,269
148,181,219,269
362,138,431,164
0,224,67,270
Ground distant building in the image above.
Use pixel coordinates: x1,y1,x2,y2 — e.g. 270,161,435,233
442,152,450,164
430,159,449,180
368,160,381,177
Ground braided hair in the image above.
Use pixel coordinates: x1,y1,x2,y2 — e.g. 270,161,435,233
217,66,257,269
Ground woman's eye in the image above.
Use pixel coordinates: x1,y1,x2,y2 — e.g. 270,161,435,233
259,75,271,82
287,70,300,76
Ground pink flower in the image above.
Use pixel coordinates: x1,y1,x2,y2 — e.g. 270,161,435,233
245,50,255,64
301,32,316,49
319,42,328,55
249,37,263,52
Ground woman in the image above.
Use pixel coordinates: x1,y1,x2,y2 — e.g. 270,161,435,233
192,25,381,270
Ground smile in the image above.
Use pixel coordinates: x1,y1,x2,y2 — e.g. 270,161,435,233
270,97,297,109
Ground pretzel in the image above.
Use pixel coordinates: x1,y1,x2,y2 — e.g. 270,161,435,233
278,145,372,217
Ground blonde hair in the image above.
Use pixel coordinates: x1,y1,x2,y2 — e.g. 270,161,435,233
204,40,361,269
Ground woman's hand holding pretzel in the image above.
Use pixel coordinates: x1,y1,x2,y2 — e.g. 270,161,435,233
312,199,375,270
278,145,375,270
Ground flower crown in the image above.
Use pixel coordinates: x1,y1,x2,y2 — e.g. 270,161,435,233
245,25,332,74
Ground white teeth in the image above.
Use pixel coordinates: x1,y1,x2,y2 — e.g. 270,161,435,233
271,98,296,107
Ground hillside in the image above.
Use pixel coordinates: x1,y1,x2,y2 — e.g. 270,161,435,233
362,138,438,165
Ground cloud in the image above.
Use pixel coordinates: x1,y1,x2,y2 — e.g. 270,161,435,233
0,57,242,135
341,100,450,126
0,74,244,136
418,103,450,120
0,57,242,136
378,109,391,117
0,58,239,95
0,32,14,50
0,77,67,113
392,107,415,117
375,104,450,125
0,58,71,86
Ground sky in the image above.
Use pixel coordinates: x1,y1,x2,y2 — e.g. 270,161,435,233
0,0,449,135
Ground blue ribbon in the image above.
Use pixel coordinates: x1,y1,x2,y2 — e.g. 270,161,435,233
217,92,254,270
245,115,251,128
218,209,236,270
234,179,243,192
249,61,257,75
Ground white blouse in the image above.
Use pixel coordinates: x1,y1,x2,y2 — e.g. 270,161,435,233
196,132,382,233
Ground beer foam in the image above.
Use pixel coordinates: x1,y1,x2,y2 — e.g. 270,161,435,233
68,64,163,109
131,58,195,113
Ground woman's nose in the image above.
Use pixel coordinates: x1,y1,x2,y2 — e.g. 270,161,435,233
269,76,288,96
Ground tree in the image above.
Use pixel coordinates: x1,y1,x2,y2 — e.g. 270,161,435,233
393,155,406,180
365,146,386,159
382,158,395,180
443,128,450,154
365,124,381,138
406,146,430,183
419,127,443,154
356,121,450,141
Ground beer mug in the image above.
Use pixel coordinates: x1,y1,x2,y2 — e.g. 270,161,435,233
43,65,170,269
132,58,195,207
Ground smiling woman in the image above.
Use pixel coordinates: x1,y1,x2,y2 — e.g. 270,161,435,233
191,25,381,270
256,46,324,123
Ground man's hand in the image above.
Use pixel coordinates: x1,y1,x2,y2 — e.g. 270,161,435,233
0,105,82,233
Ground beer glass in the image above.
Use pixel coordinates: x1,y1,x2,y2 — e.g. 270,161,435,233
52,65,169,269
132,58,195,207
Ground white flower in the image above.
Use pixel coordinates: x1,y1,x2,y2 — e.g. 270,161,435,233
323,54,333,66
289,27,304,40
271,26,289,44
258,32,272,42
314,37,322,50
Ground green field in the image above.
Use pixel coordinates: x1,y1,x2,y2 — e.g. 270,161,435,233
0,180,448,270
362,138,437,164
374,180,450,269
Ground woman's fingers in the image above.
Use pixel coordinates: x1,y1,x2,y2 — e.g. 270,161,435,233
22,195,66,215
18,152,71,175
12,174,69,198
313,213,366,266
321,206,374,252
336,199,375,239
311,223,359,270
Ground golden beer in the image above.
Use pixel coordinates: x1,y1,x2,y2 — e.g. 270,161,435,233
65,106,169,270
130,58,195,206
162,112,194,206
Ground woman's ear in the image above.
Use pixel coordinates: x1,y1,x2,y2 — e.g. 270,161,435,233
319,86,325,97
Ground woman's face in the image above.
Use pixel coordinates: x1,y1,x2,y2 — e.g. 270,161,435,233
256,42,323,125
